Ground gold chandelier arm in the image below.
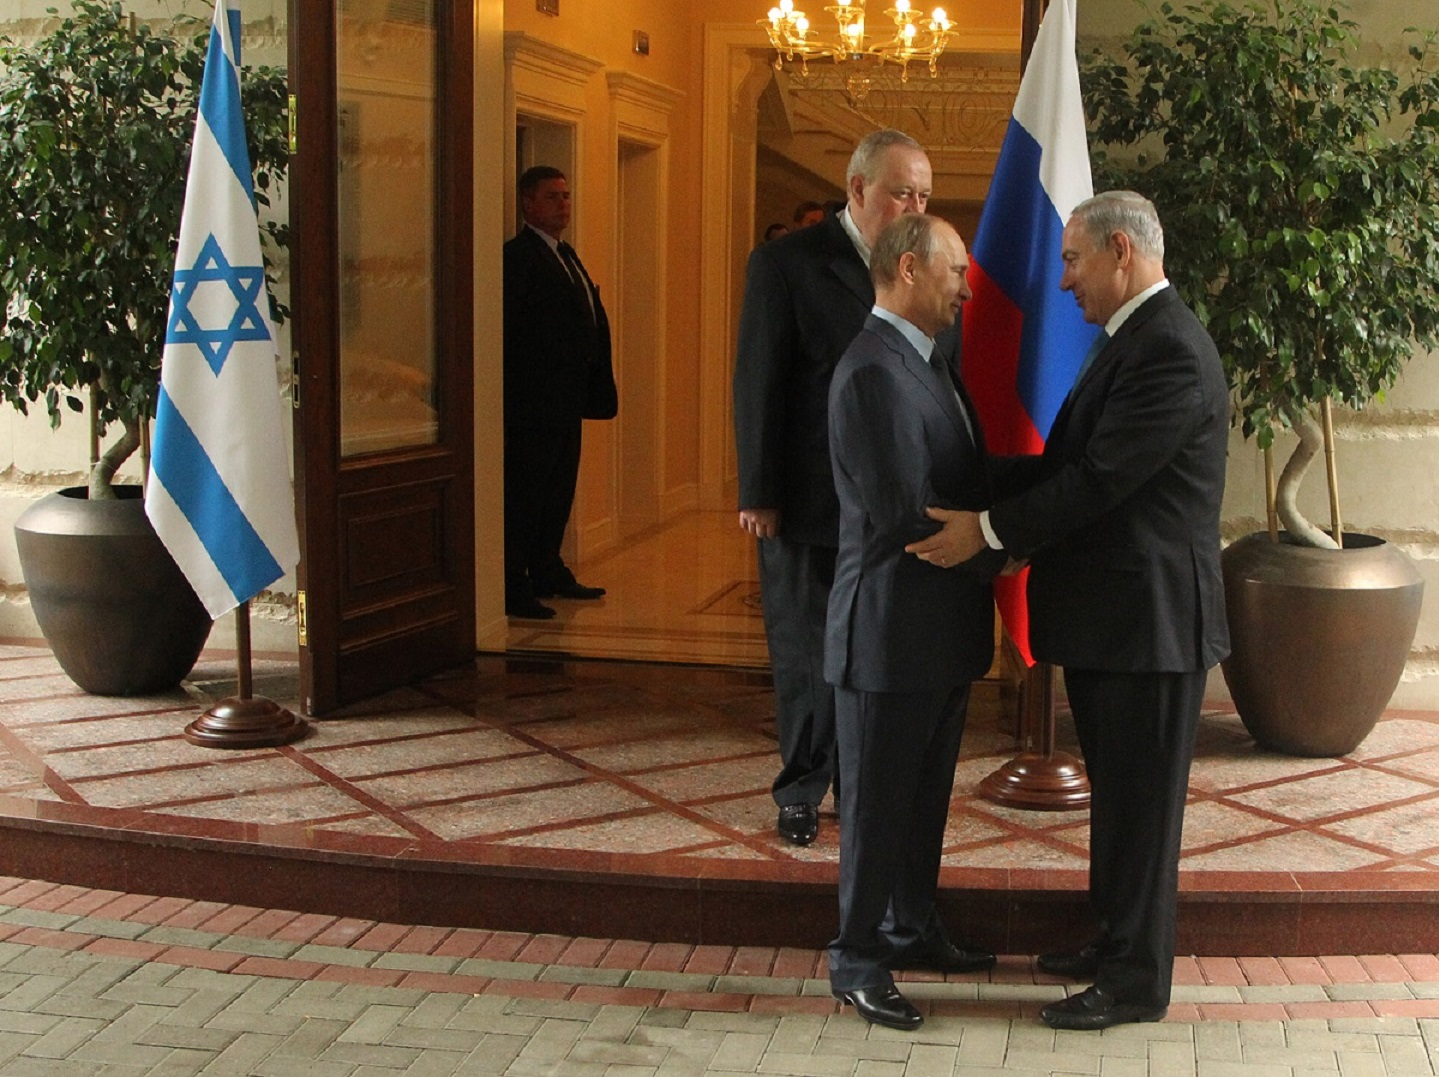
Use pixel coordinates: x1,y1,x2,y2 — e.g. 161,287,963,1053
764,0,952,72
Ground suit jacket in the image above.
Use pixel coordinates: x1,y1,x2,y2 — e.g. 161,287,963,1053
502,225,611,429
825,316,1004,693
733,211,958,548
988,287,1230,673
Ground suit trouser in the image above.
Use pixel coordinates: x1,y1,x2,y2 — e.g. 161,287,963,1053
827,682,971,993
503,421,582,597
1064,668,1205,1008
757,537,836,808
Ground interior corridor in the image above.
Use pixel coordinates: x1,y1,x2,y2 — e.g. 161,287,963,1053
503,510,768,667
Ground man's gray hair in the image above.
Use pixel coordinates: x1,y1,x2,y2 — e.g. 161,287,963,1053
1071,190,1165,261
871,213,946,289
847,128,926,186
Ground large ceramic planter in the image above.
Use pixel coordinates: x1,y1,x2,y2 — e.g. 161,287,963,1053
14,486,212,696
1220,531,1423,757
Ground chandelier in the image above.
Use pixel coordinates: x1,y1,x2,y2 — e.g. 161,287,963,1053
761,0,953,80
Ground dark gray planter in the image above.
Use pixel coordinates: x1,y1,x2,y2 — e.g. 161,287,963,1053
14,485,212,696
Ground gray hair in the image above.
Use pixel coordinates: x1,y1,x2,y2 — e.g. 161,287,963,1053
871,213,946,289
846,128,926,186
1071,190,1165,261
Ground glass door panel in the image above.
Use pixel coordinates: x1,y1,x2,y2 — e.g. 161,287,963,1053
336,3,438,456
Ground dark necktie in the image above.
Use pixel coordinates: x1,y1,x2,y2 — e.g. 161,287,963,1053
556,241,595,326
930,353,974,443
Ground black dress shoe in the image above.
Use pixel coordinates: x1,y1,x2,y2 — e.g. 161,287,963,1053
1036,942,1103,979
776,804,819,846
889,939,997,974
533,578,606,600
506,597,557,620
1039,985,1166,1031
833,985,923,1031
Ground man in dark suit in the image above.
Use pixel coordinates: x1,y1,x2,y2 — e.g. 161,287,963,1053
825,214,1003,1032
734,129,953,848
908,191,1230,1030
502,166,609,619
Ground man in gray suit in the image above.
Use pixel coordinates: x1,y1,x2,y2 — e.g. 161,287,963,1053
825,214,1004,1032
734,130,950,848
908,191,1230,1030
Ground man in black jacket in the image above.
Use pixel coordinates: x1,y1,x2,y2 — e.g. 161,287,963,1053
733,129,955,848
907,191,1230,1030
502,166,609,619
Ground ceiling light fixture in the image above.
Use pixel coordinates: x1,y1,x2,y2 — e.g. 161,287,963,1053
761,0,953,80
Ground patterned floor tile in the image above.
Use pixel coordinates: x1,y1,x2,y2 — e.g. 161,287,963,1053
1226,768,1439,824
1180,829,1391,872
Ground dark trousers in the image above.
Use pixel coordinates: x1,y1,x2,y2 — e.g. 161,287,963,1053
757,537,837,808
827,682,971,993
1064,668,1205,1008
503,421,582,599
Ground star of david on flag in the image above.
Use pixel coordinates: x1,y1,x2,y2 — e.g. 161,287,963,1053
146,0,299,620
167,234,272,375
960,0,1100,665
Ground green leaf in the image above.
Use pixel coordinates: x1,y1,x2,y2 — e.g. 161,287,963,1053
0,0,289,491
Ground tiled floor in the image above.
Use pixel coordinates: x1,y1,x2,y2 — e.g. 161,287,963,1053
8,645,1439,875
0,515,1437,1069
0,640,1437,955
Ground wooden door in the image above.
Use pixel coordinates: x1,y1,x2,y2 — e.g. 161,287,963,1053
289,0,474,714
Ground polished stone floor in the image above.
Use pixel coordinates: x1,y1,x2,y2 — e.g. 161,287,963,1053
8,647,1439,876
0,639,1436,954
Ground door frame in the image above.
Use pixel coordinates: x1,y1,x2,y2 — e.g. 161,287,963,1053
289,1,476,714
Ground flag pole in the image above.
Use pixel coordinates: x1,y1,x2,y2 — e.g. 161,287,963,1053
979,659,1089,809
972,0,1089,810
149,0,304,750
184,599,306,748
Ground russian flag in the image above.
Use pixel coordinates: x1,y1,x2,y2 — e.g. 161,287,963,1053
962,0,1099,665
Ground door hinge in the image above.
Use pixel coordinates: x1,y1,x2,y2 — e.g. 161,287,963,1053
296,589,308,647
290,350,300,408
288,94,298,154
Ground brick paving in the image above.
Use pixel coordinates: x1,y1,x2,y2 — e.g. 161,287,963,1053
0,879,1432,1073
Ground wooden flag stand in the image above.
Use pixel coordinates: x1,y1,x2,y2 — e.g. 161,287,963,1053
979,657,1090,810
184,601,307,749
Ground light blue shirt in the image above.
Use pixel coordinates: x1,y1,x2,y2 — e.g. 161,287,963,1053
870,306,972,440
870,306,934,363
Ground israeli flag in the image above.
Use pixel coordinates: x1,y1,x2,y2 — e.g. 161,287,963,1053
146,0,299,619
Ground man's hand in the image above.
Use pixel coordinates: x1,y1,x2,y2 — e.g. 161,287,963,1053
739,509,780,539
904,507,989,568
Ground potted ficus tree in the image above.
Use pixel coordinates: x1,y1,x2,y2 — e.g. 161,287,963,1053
1082,0,1439,755
0,0,290,694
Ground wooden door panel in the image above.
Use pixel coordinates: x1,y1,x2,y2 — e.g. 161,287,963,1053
290,1,474,715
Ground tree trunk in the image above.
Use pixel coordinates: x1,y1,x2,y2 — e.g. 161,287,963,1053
1275,407,1339,549
88,417,141,501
